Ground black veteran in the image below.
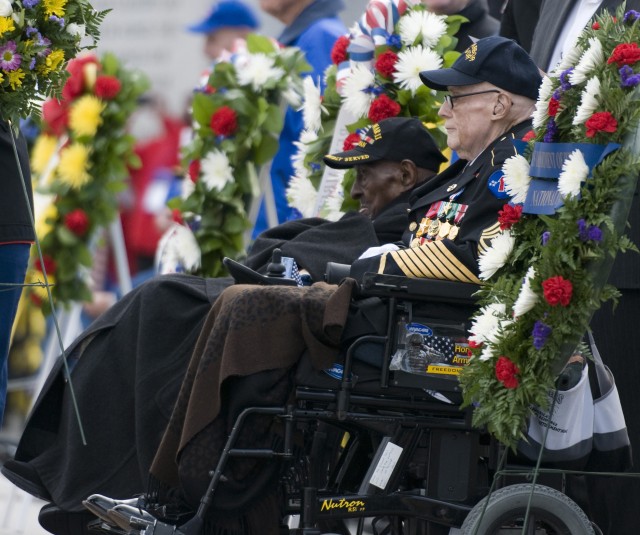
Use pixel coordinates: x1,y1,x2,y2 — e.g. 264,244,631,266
347,36,541,283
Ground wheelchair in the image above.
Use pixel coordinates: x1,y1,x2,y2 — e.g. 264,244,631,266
91,258,596,535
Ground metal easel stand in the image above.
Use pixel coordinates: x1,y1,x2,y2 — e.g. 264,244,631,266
0,218,133,533
245,159,279,247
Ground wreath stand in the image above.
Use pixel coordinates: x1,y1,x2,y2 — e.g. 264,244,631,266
1,218,132,533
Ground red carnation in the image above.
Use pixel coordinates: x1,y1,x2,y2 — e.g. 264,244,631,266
522,130,536,142
63,55,99,101
585,111,618,138
42,98,69,136
368,94,401,123
542,275,573,307
592,21,600,30
468,339,483,349
375,50,398,79
331,35,350,65
64,209,90,236
608,42,640,67
498,204,523,230
34,254,57,275
342,132,361,151
188,160,201,182
547,97,560,117
210,106,238,137
94,75,122,99
495,356,520,389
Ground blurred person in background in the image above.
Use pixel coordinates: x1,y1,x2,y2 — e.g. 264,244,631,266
187,0,260,61
252,0,347,238
499,0,543,53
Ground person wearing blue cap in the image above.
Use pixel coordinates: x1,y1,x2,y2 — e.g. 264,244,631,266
351,36,541,282
252,0,346,238
187,0,259,61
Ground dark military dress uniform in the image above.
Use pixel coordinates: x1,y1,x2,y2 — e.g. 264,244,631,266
351,121,532,283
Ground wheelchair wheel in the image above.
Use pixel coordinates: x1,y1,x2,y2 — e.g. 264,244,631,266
460,483,594,534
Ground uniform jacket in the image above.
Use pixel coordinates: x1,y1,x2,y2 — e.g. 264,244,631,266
0,120,34,243
530,0,640,289
351,121,532,282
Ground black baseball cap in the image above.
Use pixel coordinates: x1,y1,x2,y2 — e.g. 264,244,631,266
419,36,542,101
323,117,447,171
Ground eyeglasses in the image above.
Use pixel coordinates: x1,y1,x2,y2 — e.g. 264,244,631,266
443,89,500,109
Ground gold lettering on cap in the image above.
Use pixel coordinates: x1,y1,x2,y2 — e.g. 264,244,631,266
465,43,477,61
372,123,382,141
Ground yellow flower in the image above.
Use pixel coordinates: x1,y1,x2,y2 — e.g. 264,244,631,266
7,69,25,89
38,49,65,75
69,95,105,137
0,71,4,84
0,16,15,36
83,61,98,89
43,0,68,17
35,202,58,238
32,134,59,177
57,143,91,189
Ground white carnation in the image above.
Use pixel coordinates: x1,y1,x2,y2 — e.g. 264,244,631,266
0,0,12,17
469,303,507,345
200,149,234,192
342,64,376,118
558,149,588,199
502,154,531,204
551,36,583,76
300,77,326,133
286,172,318,218
66,23,86,39
478,231,515,281
513,266,538,318
398,10,448,48
393,45,442,94
236,53,285,91
181,175,196,200
573,76,600,125
569,37,604,86
532,76,554,129
155,223,201,275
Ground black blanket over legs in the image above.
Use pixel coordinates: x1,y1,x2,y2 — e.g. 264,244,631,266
13,274,226,511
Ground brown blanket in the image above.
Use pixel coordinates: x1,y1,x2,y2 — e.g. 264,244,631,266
149,280,355,504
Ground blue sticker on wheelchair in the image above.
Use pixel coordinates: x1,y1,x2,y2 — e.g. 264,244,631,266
487,170,509,199
323,363,353,381
407,323,433,337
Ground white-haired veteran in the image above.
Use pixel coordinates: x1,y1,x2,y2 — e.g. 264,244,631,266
340,36,541,283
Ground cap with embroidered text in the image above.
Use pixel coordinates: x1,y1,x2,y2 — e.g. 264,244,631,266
187,0,259,34
419,36,542,101
323,117,447,171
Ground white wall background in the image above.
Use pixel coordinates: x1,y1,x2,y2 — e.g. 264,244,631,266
89,0,369,116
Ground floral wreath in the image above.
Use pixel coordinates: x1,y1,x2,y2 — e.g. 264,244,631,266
459,7,640,446
172,34,309,278
28,52,149,313
0,0,107,126
287,0,464,218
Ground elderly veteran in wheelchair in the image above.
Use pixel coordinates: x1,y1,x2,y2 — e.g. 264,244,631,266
64,37,551,535
1,119,446,535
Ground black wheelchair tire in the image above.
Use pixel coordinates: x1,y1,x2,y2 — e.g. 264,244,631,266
460,483,594,535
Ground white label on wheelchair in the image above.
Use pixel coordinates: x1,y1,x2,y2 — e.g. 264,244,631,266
369,442,403,489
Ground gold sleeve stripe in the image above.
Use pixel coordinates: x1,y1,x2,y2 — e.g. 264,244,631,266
490,132,517,167
390,250,422,277
478,222,502,255
377,251,389,274
408,244,460,281
431,240,480,283
404,248,439,279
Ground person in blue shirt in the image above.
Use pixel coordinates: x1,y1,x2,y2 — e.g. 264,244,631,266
252,0,347,238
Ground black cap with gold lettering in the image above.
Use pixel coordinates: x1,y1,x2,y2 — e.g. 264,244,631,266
323,117,447,171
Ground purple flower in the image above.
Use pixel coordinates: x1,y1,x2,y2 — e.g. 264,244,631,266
552,88,563,100
29,57,36,70
541,231,551,245
50,15,65,27
620,65,640,88
386,34,402,48
0,42,22,72
532,320,552,350
25,27,39,37
543,118,558,143
578,219,603,242
624,10,640,23
23,0,39,7
560,68,573,91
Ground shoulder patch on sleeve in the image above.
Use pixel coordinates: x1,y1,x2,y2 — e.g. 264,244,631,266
487,170,509,199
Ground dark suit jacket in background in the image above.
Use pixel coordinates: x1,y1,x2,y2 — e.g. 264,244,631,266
499,0,543,52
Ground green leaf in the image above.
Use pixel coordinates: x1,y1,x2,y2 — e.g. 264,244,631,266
253,134,280,166
246,33,278,55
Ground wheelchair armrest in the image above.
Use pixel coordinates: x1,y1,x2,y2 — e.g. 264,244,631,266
325,262,352,285
359,272,480,305
223,257,298,286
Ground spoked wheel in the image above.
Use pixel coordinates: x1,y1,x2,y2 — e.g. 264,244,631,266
460,484,594,535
